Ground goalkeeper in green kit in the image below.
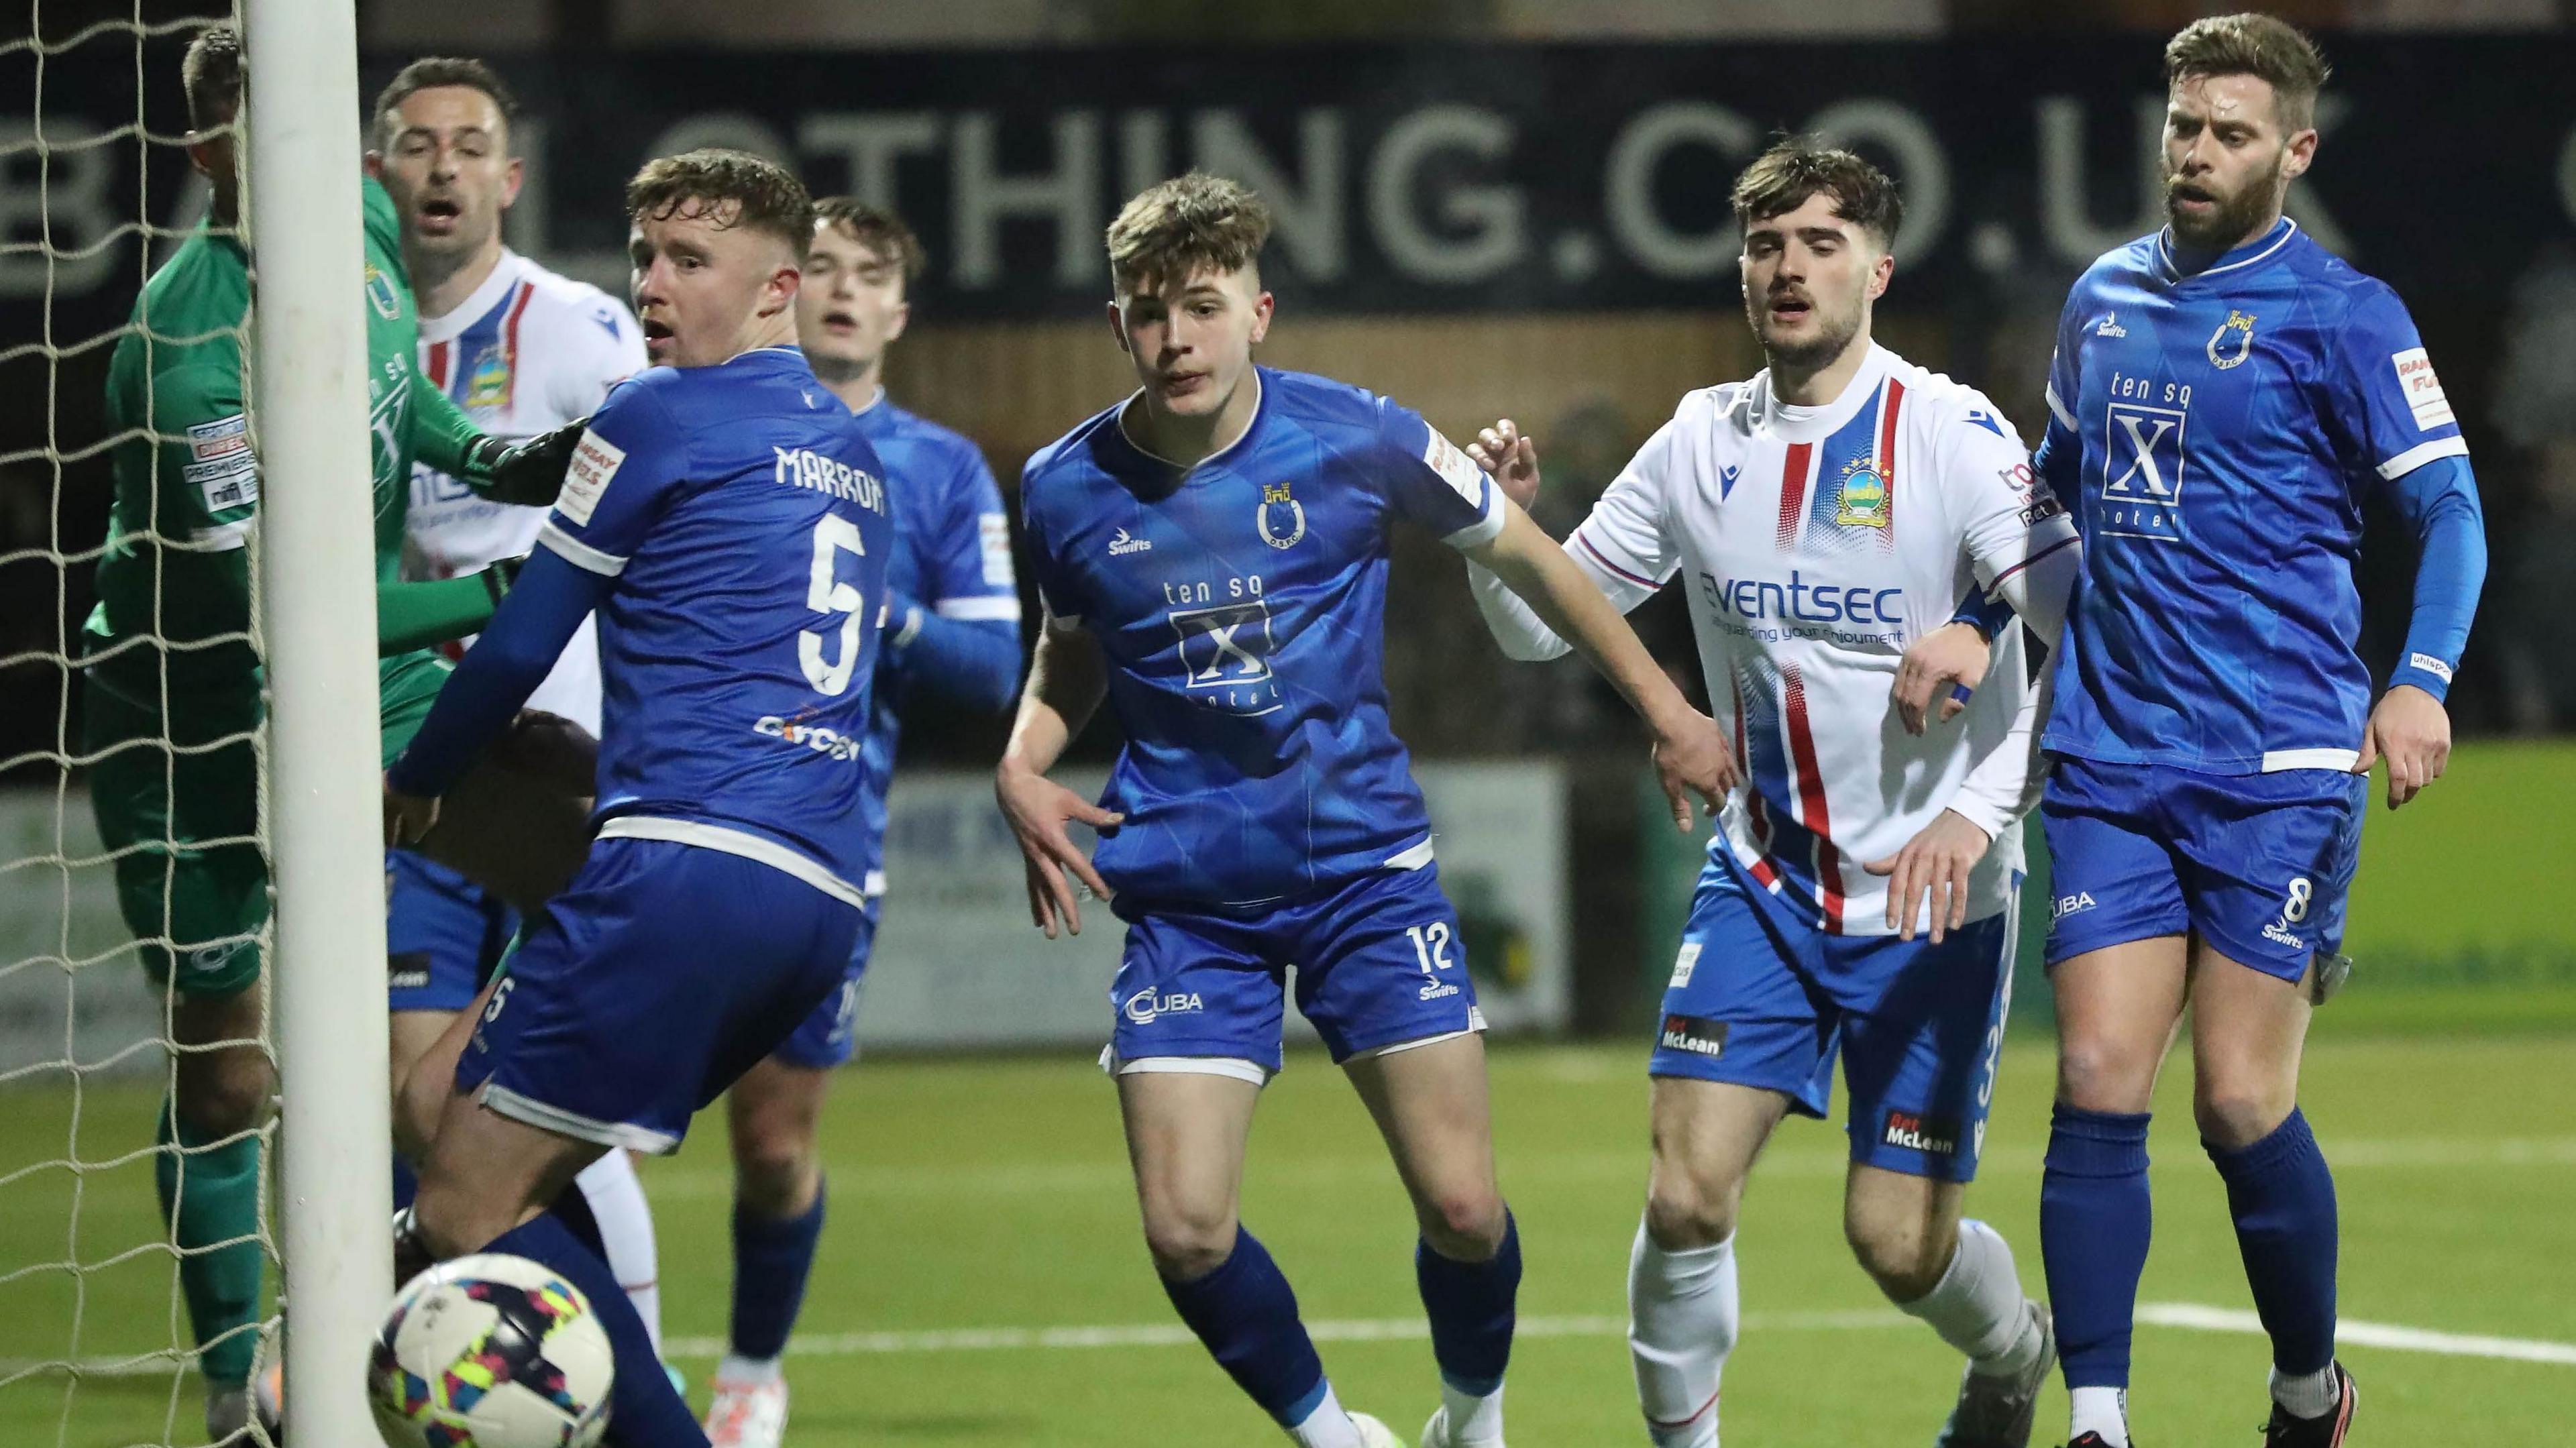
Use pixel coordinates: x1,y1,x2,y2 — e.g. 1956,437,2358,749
80,28,591,1439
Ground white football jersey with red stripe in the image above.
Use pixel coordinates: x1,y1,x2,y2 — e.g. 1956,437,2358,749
1567,343,2076,935
409,249,643,731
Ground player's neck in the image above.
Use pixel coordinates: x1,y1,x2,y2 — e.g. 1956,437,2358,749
810,353,886,414
2170,207,2286,273
412,236,506,324
1124,370,1260,469
1767,330,1874,409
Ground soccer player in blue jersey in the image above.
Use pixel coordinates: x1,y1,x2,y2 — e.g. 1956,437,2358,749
700,199,1022,1448
1000,172,1733,1448
1913,17,2485,1447
385,149,892,1448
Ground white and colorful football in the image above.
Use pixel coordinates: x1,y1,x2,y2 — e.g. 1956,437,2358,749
368,1253,613,1448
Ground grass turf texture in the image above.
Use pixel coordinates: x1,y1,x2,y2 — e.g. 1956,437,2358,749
1,1024,2568,1446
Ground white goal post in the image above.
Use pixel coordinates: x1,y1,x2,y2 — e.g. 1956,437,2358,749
239,0,392,1440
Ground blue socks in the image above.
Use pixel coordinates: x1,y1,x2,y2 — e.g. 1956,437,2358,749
2208,1107,2339,1376
728,1178,826,1363
1159,1227,1330,1427
487,1213,706,1447
1416,1211,1521,1396
2042,1105,2153,1388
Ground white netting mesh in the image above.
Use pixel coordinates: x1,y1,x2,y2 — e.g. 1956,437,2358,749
0,7,280,1445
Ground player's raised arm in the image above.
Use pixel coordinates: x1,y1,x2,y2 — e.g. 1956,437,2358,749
1458,416,1676,662
996,612,1123,938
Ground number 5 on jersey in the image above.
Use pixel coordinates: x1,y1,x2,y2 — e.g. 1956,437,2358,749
801,514,869,696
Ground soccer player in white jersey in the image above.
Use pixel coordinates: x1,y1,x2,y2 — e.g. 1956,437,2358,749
366,56,666,1355
1465,142,2082,1448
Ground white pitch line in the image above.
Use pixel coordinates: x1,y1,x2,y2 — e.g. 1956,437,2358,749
15,1301,2567,1380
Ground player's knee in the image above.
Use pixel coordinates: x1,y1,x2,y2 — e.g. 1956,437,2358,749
176,1047,274,1139
733,1134,820,1218
1845,1213,1949,1302
2055,1035,2157,1114
2192,1083,2292,1151
1643,1170,1738,1250
1413,1184,1507,1261
1139,1200,1239,1283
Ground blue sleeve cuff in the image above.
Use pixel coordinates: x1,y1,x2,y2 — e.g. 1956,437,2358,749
1948,588,2017,638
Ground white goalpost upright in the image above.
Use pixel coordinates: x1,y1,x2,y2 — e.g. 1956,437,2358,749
238,0,394,1439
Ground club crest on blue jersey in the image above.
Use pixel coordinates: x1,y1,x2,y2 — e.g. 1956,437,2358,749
1833,458,1890,529
1256,480,1307,549
464,343,515,410
2206,308,2257,370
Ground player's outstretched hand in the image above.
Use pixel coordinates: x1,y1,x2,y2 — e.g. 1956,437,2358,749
2355,682,2451,810
1890,620,1990,736
996,759,1124,939
1651,708,1739,832
470,418,589,507
383,775,439,850
1864,808,1992,944
1466,419,1542,510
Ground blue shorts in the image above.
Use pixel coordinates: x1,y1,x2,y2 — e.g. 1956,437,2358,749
769,899,881,1070
1107,863,1483,1078
2041,756,2365,983
1649,850,2016,1182
454,837,863,1154
386,849,516,1014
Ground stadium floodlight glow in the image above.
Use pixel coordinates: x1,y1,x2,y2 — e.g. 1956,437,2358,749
239,0,396,1441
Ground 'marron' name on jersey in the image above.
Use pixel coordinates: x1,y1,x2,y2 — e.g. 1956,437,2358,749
1021,367,1503,909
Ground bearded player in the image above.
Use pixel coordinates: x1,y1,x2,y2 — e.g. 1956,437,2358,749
1913,16,2485,1446
700,200,1022,1447
1466,140,2076,1448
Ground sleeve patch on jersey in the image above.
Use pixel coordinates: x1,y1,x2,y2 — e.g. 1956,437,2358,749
185,412,250,461
184,453,260,514
2391,347,2455,431
1423,427,1489,510
2406,651,2455,684
557,428,625,526
978,512,1014,587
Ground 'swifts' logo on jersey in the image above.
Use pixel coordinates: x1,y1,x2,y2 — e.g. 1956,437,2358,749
2206,309,2257,370
2099,401,2188,541
1170,600,1282,716
1832,459,1890,529
2095,311,2127,338
1256,481,1307,549
1108,526,1152,556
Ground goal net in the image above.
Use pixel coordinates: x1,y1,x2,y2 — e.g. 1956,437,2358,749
3,5,386,1443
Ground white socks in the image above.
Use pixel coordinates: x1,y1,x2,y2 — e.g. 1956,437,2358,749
2069,1386,2129,1445
1898,1218,2047,1380
575,1148,663,1353
1438,1380,1505,1444
1627,1223,1737,1448
1288,1382,1363,1448
2271,1362,2341,1418
714,1352,783,1387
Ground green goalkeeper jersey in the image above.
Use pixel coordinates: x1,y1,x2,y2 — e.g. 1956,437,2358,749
85,178,497,711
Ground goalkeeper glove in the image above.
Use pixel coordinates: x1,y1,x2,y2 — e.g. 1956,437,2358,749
463,418,588,506
479,553,527,609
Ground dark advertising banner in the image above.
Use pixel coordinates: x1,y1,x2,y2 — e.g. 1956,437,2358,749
9,34,2576,340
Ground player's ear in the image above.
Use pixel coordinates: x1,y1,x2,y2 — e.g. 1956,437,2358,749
362,150,384,180
2280,126,2319,182
1868,248,1894,300
884,298,910,345
762,262,800,317
500,154,525,207
1247,291,1274,346
1105,299,1132,356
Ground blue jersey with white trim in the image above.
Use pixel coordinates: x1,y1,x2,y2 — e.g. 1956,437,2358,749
1021,367,1503,908
2039,220,2468,774
849,393,1019,888
539,347,893,893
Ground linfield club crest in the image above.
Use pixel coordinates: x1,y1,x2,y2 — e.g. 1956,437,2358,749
1833,457,1890,528
1257,480,1306,549
2207,309,2257,370
364,263,401,321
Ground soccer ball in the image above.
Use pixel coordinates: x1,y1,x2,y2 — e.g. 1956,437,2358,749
368,1254,613,1448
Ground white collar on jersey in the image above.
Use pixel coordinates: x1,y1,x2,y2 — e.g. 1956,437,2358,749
1116,370,1266,471
1750,341,1894,442
417,247,530,345
846,384,888,418
2155,216,2298,282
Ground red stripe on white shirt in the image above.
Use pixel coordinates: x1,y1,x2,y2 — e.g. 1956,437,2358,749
1875,378,1906,550
1776,441,1813,552
498,282,535,410
1782,665,1845,932
1575,528,1659,590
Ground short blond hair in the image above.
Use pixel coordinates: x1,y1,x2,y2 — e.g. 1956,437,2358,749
1104,172,1271,296
2165,13,2330,133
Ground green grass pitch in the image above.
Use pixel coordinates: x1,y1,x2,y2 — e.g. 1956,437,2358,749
1,1020,2568,1445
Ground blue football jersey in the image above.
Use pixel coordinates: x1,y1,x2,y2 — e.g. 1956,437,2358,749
2039,219,2469,774
1022,367,1503,908
538,346,894,897
849,392,1020,890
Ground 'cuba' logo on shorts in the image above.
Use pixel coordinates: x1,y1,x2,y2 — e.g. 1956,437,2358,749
1657,1014,1727,1059
2049,891,2097,934
1124,988,1203,1025
1881,1109,1961,1158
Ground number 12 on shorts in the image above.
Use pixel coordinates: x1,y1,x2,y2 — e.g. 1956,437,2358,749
1407,923,1460,1001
